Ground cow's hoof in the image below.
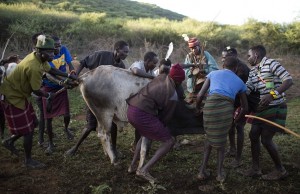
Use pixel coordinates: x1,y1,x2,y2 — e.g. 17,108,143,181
112,161,120,166
128,164,137,174
64,147,76,156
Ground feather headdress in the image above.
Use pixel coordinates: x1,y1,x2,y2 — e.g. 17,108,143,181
182,34,190,42
37,35,46,46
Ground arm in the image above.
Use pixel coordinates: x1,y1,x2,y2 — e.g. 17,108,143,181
48,67,77,80
196,78,210,109
130,67,155,79
259,79,293,107
75,62,84,76
179,63,195,69
67,61,75,73
234,92,248,123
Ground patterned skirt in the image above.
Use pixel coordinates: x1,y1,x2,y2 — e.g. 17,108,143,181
1,100,36,135
203,94,234,148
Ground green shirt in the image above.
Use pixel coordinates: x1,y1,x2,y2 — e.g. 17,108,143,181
0,52,51,109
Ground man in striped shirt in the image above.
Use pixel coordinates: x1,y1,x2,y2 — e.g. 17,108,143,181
244,45,293,180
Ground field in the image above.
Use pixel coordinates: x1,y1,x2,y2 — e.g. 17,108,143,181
0,55,300,194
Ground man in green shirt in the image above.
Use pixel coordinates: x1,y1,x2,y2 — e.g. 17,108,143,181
0,35,77,168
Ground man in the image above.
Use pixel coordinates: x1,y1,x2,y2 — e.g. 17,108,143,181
184,37,219,104
196,57,248,182
221,46,250,168
65,40,129,156
127,64,185,182
129,51,158,79
0,35,77,168
243,45,293,180
129,51,158,152
39,36,76,154
0,54,21,139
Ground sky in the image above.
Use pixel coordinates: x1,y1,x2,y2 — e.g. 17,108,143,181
134,0,300,25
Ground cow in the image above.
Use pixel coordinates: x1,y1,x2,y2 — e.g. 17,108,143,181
77,65,204,165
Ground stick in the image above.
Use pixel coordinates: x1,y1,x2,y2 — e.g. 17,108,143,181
1,32,16,61
245,114,300,139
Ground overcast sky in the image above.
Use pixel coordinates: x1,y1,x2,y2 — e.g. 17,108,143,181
134,0,300,25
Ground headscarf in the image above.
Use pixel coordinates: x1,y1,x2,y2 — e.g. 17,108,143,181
169,64,185,83
188,37,200,48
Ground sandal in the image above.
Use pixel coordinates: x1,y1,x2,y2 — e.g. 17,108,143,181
197,170,211,181
136,169,158,183
262,169,288,181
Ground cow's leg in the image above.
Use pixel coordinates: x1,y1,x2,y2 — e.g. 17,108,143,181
96,115,118,164
97,127,117,164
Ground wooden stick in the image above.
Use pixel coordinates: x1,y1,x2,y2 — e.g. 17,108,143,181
245,114,300,139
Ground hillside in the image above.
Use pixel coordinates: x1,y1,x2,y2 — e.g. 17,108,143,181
2,0,186,21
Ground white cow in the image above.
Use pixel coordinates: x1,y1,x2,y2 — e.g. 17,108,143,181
79,65,150,164
78,65,204,165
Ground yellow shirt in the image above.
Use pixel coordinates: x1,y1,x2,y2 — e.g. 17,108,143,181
0,52,51,109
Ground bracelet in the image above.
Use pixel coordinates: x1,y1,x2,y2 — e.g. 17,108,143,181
270,90,278,99
46,92,51,100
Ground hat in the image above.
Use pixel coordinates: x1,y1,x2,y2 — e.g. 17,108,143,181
35,35,55,50
169,64,185,83
188,38,200,48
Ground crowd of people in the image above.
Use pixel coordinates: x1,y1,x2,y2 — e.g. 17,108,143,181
0,34,293,184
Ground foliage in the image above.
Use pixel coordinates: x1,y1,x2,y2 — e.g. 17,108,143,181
90,183,112,194
0,1,299,56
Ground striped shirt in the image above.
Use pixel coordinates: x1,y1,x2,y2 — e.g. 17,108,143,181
246,57,292,106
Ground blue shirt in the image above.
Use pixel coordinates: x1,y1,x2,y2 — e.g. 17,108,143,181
43,45,72,88
207,69,246,100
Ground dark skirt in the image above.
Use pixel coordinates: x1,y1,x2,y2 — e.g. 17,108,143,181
253,103,287,132
127,105,172,141
203,94,234,148
42,86,70,119
1,100,36,135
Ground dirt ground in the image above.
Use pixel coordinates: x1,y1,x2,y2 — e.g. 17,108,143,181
0,55,300,194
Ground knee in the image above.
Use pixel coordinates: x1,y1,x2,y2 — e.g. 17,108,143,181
261,137,272,147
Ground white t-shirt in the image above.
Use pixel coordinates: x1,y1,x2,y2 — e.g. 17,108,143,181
129,61,155,76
